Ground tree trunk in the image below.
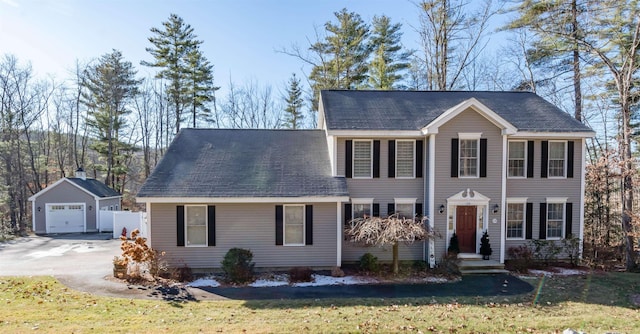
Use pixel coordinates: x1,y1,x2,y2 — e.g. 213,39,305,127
392,242,399,275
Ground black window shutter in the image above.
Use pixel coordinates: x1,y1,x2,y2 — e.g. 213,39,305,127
176,205,185,247
207,205,216,247
373,140,380,178
275,205,283,245
526,203,533,239
305,205,313,245
451,138,459,177
387,203,395,216
539,203,547,239
415,203,423,218
565,202,573,237
372,203,379,217
416,140,424,178
567,141,574,178
527,141,534,178
480,138,488,178
344,204,352,225
388,140,396,178
541,141,548,178
345,140,352,178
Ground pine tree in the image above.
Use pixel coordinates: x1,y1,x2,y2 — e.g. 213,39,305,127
506,0,586,122
142,14,215,134
82,49,140,190
308,8,372,111
185,47,219,127
283,73,304,129
368,15,411,89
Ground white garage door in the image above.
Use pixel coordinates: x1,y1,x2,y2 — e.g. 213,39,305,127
46,203,85,233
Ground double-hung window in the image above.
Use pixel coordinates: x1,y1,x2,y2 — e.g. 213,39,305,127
547,202,565,239
284,205,305,245
394,198,416,219
506,199,526,240
459,140,478,177
352,200,373,219
508,141,526,178
186,205,207,246
396,140,415,178
353,140,372,178
548,141,566,178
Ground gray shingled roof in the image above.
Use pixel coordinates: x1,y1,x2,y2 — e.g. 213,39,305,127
137,129,348,198
67,178,121,197
321,90,593,133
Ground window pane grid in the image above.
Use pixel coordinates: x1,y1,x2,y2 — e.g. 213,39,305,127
396,141,414,177
548,142,565,177
547,203,564,238
353,203,372,219
186,206,207,246
395,203,414,219
508,142,525,177
506,203,524,239
459,139,478,177
284,205,304,245
353,141,372,177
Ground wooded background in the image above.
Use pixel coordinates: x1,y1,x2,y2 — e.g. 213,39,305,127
1,0,638,269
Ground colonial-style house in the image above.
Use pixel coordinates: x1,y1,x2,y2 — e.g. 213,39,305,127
136,90,594,270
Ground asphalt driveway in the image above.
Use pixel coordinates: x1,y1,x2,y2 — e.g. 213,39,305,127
0,234,534,301
0,233,120,277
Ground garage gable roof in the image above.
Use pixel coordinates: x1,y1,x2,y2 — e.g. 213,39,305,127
28,177,121,201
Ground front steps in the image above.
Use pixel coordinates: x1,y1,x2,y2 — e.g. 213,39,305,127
457,253,509,275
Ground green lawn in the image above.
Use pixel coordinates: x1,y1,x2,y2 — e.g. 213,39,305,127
1,272,639,333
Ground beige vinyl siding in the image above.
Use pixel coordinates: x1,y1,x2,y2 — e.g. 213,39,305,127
432,109,504,262
33,181,98,233
337,136,426,262
149,202,338,270
505,138,583,256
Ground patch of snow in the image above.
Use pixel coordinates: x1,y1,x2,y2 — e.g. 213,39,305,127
27,244,104,258
187,277,220,287
250,274,289,287
528,267,587,277
421,276,450,283
293,274,378,287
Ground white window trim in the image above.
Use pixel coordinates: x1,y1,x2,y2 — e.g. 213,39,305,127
351,198,374,219
395,139,416,179
352,139,373,179
283,204,305,246
548,140,567,179
506,198,527,240
507,140,527,179
546,198,567,240
185,205,208,247
394,198,417,218
458,132,482,140
459,138,480,179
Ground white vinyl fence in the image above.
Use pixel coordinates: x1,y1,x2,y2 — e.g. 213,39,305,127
99,210,147,239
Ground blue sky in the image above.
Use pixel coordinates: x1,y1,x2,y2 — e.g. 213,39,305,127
0,0,435,90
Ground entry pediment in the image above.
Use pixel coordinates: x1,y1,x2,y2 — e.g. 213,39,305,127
447,188,491,205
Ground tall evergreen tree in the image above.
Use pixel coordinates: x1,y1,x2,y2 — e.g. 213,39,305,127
308,8,372,110
82,50,140,191
142,14,215,134
185,47,219,127
507,0,586,122
368,15,411,89
283,73,304,129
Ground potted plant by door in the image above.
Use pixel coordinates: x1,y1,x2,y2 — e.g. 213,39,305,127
480,231,492,260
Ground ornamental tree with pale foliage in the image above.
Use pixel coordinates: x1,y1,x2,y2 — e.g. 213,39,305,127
345,214,433,274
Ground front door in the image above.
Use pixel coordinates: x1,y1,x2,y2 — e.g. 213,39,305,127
456,206,477,253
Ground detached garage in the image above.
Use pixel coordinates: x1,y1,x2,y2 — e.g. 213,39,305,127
28,169,122,234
